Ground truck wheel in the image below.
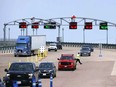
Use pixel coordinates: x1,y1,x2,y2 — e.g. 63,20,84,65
14,54,18,57
31,52,34,56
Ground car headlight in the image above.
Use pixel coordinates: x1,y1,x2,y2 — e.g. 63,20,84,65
28,74,33,77
6,74,10,77
49,70,52,73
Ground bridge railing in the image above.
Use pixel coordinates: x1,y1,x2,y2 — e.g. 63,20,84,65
0,41,116,54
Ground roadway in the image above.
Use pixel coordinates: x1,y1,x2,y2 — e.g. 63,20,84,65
0,47,116,87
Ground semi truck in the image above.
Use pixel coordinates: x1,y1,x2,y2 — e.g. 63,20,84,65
14,35,46,57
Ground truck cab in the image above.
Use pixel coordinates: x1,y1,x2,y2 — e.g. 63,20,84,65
14,35,46,57
14,36,31,57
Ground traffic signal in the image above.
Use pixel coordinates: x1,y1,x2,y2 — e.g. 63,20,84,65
32,22,39,29
19,22,27,28
69,22,77,29
99,22,108,30
44,22,56,29
84,22,92,29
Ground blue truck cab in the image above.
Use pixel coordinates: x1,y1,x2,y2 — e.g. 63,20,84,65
14,36,31,57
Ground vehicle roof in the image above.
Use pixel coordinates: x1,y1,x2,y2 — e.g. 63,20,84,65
61,54,74,56
11,62,35,64
39,61,54,64
82,45,92,47
81,47,90,50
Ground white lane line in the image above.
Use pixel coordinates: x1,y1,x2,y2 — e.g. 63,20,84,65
111,62,116,75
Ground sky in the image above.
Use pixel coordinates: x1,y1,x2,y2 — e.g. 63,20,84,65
0,0,116,44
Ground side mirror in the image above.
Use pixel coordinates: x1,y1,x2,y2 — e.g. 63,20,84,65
4,69,8,72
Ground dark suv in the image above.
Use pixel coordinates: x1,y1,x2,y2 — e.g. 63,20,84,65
38,62,56,78
80,47,91,56
3,62,38,87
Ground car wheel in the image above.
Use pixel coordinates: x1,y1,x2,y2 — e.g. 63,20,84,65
55,49,57,52
5,83,10,87
80,54,82,56
54,72,56,77
58,68,61,71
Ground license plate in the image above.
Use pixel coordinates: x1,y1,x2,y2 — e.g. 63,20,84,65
17,81,21,84
43,73,46,76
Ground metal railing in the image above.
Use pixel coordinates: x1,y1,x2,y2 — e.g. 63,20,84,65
0,41,116,54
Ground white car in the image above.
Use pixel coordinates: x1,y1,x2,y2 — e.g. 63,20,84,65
48,43,57,51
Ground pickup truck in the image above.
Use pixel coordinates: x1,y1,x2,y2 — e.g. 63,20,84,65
58,54,77,70
3,62,38,87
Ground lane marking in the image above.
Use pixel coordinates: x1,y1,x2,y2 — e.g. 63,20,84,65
111,62,116,75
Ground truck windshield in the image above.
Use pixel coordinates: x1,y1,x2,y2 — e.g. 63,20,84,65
9,63,34,72
16,43,27,47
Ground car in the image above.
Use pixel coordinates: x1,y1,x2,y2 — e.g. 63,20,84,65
3,62,38,87
56,42,62,49
80,47,91,56
58,54,77,70
38,62,56,78
82,45,94,52
48,43,57,52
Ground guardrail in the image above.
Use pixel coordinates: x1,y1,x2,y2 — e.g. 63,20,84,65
0,41,116,54
47,42,116,49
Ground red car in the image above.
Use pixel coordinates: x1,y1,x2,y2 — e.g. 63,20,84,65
58,54,77,70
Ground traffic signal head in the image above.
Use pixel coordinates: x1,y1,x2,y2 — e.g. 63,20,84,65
69,22,77,29
84,22,92,29
19,22,27,28
100,22,108,30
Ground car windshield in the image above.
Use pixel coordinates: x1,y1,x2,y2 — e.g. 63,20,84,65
9,63,34,71
39,63,53,69
81,47,90,50
61,56,73,60
83,45,92,48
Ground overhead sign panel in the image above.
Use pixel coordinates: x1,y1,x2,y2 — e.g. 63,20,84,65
19,22,27,28
69,22,77,29
84,22,92,29
99,22,108,30
44,22,56,29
